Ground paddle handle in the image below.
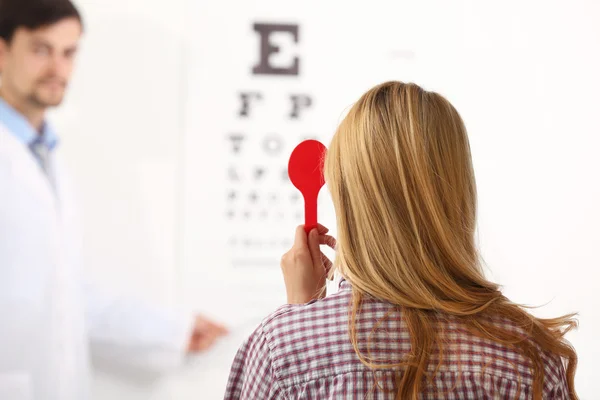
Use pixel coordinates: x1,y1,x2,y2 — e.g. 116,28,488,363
303,192,318,234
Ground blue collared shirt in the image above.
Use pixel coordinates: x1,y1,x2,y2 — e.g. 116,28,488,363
0,96,59,156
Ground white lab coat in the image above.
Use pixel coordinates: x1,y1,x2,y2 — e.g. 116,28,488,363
0,123,193,400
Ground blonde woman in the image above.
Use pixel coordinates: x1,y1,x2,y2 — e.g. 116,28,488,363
224,82,578,399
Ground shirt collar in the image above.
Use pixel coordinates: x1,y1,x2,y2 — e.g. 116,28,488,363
338,277,351,290
0,96,59,150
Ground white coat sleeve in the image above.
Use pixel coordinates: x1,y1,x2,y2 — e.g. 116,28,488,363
84,281,195,374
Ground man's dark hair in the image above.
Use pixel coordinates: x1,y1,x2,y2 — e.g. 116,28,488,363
0,0,83,43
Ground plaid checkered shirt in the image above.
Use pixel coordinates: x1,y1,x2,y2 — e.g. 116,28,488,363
224,280,569,399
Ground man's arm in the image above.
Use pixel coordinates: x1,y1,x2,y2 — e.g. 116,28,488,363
84,281,194,374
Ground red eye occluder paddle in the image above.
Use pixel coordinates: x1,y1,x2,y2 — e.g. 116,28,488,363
288,140,328,234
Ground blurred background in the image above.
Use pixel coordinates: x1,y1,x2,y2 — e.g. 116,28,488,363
45,0,599,398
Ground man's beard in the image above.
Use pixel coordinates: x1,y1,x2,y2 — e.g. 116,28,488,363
28,79,68,108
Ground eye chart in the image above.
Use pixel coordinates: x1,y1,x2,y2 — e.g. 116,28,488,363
179,0,422,323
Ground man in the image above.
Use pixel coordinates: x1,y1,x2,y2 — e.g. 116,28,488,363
0,1,227,399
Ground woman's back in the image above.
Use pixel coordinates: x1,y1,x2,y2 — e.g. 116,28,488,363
225,81,577,399
225,280,569,399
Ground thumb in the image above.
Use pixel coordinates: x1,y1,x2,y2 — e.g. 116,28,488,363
294,225,308,248
307,229,322,270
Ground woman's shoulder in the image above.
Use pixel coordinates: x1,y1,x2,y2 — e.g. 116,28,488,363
246,282,395,386
260,281,355,337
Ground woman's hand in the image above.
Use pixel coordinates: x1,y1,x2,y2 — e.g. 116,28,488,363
280,224,337,304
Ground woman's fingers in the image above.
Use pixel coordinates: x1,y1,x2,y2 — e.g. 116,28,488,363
319,234,337,249
316,224,329,234
321,252,333,270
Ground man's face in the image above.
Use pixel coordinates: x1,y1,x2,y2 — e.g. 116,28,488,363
0,17,81,108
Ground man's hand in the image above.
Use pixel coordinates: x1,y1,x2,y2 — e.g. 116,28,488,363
187,315,228,353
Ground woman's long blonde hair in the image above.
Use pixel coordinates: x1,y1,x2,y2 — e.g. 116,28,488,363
324,81,577,399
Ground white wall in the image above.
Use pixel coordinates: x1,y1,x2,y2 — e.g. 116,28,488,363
49,0,600,399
